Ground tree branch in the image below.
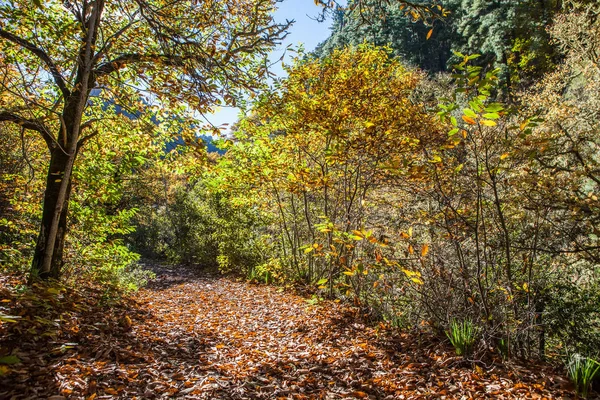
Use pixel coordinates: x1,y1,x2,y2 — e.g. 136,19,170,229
0,29,71,99
94,53,191,76
0,111,54,148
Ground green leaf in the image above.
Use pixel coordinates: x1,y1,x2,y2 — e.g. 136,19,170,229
0,314,21,323
484,103,504,113
482,112,500,120
316,278,328,285
0,355,20,365
463,108,477,118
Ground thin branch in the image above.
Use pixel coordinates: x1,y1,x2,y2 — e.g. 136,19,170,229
77,129,101,147
0,28,71,99
19,127,35,191
94,53,192,76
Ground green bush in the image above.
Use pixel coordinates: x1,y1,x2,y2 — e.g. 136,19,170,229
132,181,270,275
545,281,600,355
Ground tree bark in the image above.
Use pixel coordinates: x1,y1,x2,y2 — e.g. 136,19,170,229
29,0,103,282
30,147,72,279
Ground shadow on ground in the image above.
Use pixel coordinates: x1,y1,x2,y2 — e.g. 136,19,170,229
0,265,575,399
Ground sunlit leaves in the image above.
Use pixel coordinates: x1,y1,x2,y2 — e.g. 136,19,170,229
213,44,443,300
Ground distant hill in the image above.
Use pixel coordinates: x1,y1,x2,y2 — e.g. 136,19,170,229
93,90,225,155
164,135,225,155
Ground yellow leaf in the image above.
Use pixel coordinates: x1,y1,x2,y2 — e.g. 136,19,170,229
408,244,414,255
481,119,497,126
411,277,424,285
500,153,509,160
421,244,429,257
520,120,529,131
523,282,529,292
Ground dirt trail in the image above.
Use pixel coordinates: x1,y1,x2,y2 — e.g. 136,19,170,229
0,266,574,399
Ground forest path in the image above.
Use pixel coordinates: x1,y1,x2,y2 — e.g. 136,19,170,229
1,265,572,399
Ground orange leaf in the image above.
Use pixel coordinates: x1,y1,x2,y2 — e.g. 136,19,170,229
462,115,477,125
426,28,433,40
421,244,429,257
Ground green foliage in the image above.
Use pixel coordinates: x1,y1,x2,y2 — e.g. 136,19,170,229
132,179,270,275
544,282,600,355
567,354,600,398
446,319,477,357
317,0,561,93
0,127,46,273
315,1,454,72
0,106,171,291
0,0,290,280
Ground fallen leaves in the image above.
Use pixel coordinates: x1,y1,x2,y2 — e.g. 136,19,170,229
0,266,578,399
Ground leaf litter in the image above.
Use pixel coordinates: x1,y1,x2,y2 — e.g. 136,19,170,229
0,266,576,399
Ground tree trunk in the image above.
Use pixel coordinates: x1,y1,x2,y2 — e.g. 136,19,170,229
28,0,101,282
30,146,74,280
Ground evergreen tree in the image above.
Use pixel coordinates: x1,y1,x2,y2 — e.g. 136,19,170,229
315,1,457,73
316,0,561,94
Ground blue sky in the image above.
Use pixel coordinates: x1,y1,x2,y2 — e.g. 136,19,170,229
202,1,335,131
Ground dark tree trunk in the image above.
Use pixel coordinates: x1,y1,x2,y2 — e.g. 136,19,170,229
30,96,83,282
30,144,74,280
